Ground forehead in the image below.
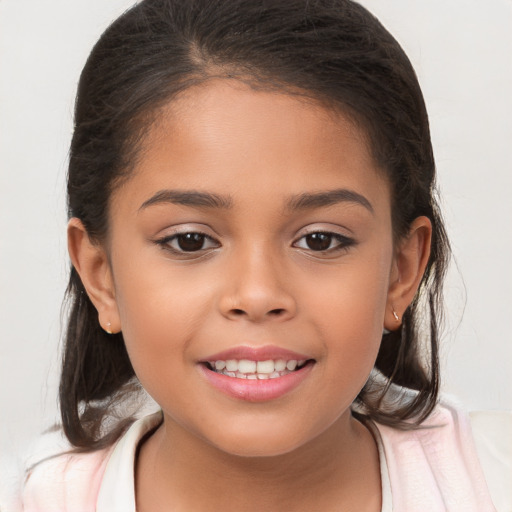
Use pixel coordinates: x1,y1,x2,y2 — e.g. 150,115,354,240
113,79,389,214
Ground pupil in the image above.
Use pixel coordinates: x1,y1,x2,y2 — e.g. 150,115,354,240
177,233,205,251
306,233,331,251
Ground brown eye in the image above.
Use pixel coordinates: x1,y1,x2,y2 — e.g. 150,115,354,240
176,233,208,251
305,232,333,251
156,231,220,254
293,231,355,253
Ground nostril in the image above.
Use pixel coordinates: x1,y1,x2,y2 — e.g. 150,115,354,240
225,306,292,321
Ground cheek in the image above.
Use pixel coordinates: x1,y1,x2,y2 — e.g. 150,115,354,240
302,252,391,331
111,257,215,373
299,252,391,376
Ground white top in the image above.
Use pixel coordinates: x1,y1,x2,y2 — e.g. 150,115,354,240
94,413,392,512
22,399,510,511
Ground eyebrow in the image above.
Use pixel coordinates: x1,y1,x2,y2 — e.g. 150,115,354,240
139,189,233,211
138,187,373,214
286,189,374,214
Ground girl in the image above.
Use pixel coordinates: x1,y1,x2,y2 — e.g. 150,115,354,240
19,0,503,510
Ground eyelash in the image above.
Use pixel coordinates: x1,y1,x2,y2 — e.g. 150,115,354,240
292,231,355,254
155,231,220,255
154,230,355,256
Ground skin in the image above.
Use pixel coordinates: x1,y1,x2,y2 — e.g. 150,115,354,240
68,80,431,511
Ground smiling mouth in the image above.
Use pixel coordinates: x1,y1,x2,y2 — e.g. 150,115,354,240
204,358,313,379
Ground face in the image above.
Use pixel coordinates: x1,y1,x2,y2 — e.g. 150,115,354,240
104,80,396,456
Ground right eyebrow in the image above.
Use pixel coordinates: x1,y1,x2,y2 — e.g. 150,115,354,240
138,189,234,212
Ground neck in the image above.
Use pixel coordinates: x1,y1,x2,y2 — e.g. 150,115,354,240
135,411,381,512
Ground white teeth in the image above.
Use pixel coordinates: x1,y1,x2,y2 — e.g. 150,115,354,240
256,360,275,374
226,360,238,371
275,359,287,371
286,360,298,371
208,358,309,379
238,359,257,373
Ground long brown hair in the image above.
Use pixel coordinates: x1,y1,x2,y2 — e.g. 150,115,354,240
61,0,450,450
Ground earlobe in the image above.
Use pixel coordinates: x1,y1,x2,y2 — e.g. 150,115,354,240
67,218,121,334
385,216,432,330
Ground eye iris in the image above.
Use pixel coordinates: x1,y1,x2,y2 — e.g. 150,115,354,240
177,233,205,251
306,233,332,251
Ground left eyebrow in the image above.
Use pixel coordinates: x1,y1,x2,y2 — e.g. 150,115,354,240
138,189,233,211
286,189,374,214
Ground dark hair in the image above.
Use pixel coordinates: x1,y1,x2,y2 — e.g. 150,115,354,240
61,0,450,449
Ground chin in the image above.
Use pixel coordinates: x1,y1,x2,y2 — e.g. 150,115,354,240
217,440,303,458
204,424,314,458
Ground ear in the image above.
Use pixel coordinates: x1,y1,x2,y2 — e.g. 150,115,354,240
67,218,121,334
385,216,432,331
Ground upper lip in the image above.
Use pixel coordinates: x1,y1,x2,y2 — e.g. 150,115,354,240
201,345,312,362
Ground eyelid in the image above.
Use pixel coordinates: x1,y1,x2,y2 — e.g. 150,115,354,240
296,222,354,236
153,223,219,241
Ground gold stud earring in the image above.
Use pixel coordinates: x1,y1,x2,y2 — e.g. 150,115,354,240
105,321,112,335
393,309,400,322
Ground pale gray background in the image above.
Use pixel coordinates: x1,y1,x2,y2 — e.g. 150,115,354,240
1,0,511,501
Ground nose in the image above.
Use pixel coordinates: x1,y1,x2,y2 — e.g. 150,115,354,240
218,246,297,323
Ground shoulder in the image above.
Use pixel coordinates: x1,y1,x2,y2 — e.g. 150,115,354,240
22,445,113,512
373,397,500,511
21,411,163,512
469,409,512,512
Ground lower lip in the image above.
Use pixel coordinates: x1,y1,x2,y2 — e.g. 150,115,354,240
199,363,314,402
